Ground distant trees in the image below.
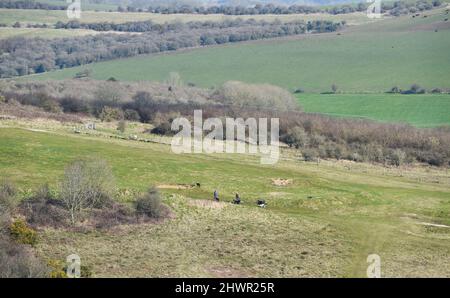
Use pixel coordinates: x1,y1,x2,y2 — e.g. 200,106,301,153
0,0,65,10
2,79,450,168
216,81,299,112
0,19,342,78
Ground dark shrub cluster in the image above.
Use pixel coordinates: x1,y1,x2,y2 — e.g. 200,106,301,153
135,187,164,219
19,185,69,229
2,80,449,167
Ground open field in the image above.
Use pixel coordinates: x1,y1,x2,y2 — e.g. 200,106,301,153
0,27,101,39
0,119,449,277
0,8,374,26
23,7,450,93
297,93,450,127
36,0,119,11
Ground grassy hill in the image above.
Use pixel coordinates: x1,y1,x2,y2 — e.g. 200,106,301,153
25,8,450,93
0,123,449,277
297,93,450,127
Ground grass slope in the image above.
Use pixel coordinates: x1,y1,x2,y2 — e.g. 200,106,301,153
0,9,371,26
297,93,450,127
23,8,450,93
0,125,449,277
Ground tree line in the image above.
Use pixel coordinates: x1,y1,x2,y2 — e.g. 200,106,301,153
128,0,441,16
0,0,66,10
0,19,342,78
0,0,441,17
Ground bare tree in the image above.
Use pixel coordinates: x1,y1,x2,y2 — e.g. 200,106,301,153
60,158,116,225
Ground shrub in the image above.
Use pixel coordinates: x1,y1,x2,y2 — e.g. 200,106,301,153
302,148,319,162
49,259,93,278
117,120,126,133
48,259,67,278
99,106,124,122
217,81,299,112
60,97,89,113
150,121,173,136
0,236,48,278
9,219,38,246
91,202,135,229
74,69,91,79
19,184,69,228
60,158,116,225
0,180,17,226
124,109,141,121
282,126,309,148
387,149,407,166
135,187,163,219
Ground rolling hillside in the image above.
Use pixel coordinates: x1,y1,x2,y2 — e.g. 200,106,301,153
0,124,449,277
25,7,450,93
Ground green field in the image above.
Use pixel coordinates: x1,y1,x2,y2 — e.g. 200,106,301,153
0,122,449,277
298,93,450,127
0,8,372,26
23,8,450,93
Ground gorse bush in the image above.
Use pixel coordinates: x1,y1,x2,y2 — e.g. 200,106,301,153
135,187,163,219
9,219,38,246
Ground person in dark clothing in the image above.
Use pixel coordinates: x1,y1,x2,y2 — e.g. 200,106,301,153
233,193,241,205
213,190,219,202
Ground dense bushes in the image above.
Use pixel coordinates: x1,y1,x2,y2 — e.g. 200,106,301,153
140,1,438,16
215,81,299,112
19,185,69,228
0,0,65,10
135,187,164,219
0,0,439,17
0,180,49,278
2,79,450,167
0,236,49,278
0,19,342,78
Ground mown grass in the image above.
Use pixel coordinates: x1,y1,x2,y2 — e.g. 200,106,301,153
297,93,450,127
0,125,449,277
24,8,450,93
